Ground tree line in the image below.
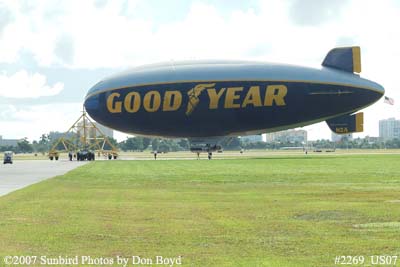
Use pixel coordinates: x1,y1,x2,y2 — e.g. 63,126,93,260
2,134,400,153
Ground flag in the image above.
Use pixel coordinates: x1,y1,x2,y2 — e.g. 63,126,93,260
384,96,394,105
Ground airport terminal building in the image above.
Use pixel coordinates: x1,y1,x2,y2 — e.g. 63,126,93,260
265,129,307,143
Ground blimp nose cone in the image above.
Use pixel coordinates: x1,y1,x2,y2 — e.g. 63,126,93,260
84,84,104,124
84,94,98,111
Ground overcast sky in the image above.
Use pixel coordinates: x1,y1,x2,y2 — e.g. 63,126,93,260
0,0,399,141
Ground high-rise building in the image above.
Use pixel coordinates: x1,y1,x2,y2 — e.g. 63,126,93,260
265,129,307,143
379,118,400,140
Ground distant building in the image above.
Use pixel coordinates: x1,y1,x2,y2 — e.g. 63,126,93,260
48,131,73,142
379,118,400,140
0,135,21,147
331,133,353,142
265,129,307,143
364,136,380,144
76,120,114,138
47,120,114,146
241,135,263,143
94,122,113,138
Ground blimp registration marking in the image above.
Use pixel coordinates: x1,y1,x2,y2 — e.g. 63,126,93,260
106,84,287,114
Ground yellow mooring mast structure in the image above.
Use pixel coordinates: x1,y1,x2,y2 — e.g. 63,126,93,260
48,108,118,161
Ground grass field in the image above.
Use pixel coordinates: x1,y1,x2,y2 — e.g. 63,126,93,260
11,148,400,161
1,153,400,266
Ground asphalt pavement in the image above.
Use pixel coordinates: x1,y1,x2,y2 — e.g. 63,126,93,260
0,160,88,197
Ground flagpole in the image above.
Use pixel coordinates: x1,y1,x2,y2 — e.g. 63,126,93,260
382,95,395,149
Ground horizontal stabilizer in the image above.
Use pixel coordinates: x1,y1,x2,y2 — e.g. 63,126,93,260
322,46,361,73
326,112,363,134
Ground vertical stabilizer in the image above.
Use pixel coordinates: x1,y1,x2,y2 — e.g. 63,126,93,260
322,46,361,73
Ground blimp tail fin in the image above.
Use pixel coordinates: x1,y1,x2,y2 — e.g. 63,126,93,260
326,112,364,134
322,46,361,73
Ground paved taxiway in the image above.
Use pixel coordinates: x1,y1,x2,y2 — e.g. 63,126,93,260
0,160,87,197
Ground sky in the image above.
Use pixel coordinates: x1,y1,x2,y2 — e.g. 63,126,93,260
0,0,399,142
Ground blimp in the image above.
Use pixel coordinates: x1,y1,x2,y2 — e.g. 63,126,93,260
84,47,384,158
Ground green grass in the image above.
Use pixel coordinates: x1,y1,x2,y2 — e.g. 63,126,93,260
1,154,400,266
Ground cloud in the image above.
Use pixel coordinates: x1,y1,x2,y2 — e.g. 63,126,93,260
0,2,13,35
0,70,64,98
335,36,357,47
289,0,349,26
0,1,366,69
0,1,296,68
54,34,75,65
94,0,108,9
0,0,398,71
0,0,399,140
0,102,82,140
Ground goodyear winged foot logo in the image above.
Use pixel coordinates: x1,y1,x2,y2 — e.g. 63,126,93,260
185,83,215,116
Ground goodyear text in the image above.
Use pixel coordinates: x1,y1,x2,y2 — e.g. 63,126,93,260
106,84,287,114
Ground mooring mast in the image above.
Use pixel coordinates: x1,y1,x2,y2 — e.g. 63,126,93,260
48,108,118,161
